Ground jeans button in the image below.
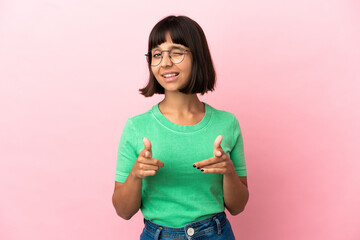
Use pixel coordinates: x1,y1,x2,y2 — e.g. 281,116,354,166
187,227,195,236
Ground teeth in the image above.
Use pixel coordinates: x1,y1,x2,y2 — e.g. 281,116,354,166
163,73,178,78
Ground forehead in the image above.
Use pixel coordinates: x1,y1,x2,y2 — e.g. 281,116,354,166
152,32,187,50
152,43,185,51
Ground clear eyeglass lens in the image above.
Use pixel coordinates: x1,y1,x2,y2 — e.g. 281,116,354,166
150,48,185,66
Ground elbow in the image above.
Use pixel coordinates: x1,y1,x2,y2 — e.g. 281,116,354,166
112,195,136,220
229,206,245,216
228,192,249,216
113,205,137,220
116,211,134,220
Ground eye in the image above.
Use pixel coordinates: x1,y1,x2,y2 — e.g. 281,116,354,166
172,52,183,56
170,48,184,56
152,53,162,58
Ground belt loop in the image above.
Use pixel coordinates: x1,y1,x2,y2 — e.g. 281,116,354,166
154,226,163,240
213,217,221,235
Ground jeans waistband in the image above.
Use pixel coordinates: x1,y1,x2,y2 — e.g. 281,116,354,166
144,212,226,230
143,212,227,239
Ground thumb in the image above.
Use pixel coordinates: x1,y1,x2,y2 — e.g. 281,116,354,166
143,137,152,158
214,135,223,156
143,137,152,151
142,137,152,157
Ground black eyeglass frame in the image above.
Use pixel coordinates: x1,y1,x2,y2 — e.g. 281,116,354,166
145,47,191,67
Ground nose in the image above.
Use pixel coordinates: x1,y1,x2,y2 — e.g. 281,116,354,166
161,51,173,67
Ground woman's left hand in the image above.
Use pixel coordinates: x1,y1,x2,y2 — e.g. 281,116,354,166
193,135,236,176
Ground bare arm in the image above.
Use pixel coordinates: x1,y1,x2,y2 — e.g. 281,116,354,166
223,174,249,215
112,137,164,220
112,173,143,220
193,135,249,216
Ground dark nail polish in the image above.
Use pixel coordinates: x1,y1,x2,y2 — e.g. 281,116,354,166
193,164,196,168
201,169,204,172
197,167,200,169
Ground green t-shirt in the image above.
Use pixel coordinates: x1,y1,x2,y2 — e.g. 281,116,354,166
115,102,247,227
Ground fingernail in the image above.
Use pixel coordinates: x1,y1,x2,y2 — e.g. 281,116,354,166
201,169,204,172
197,167,200,169
193,164,196,168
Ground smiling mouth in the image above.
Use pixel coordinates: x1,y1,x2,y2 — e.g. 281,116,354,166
162,73,179,78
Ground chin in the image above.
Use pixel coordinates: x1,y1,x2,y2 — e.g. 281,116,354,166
164,88,181,93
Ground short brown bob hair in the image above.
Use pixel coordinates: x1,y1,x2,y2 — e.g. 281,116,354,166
139,15,216,97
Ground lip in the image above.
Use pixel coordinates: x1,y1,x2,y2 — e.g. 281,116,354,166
163,73,179,83
161,71,179,76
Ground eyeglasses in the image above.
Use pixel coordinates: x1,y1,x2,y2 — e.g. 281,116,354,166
145,46,191,67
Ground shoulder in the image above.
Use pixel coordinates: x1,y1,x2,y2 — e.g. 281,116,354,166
125,105,156,127
206,102,237,122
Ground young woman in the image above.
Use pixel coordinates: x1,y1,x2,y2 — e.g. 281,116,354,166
112,15,249,240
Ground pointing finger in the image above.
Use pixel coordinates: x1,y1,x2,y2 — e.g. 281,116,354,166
139,157,164,168
157,159,165,168
193,157,220,169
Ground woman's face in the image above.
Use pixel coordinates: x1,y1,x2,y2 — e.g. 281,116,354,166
151,33,192,93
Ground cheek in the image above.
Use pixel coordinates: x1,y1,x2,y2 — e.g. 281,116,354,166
182,62,192,76
186,66,192,78
151,67,156,75
151,68,160,80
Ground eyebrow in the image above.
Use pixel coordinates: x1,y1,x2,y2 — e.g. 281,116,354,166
152,45,185,50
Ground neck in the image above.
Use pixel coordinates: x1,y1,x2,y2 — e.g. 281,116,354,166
159,90,204,115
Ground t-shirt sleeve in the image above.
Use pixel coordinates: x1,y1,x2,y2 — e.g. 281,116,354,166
115,118,139,183
230,115,247,176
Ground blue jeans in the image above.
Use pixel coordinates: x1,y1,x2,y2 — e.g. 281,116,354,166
140,212,235,240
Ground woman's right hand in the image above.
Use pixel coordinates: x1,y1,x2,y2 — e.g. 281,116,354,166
130,137,164,179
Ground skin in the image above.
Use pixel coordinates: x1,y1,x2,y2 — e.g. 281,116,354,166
151,34,193,94
112,137,163,220
193,135,249,215
112,32,249,219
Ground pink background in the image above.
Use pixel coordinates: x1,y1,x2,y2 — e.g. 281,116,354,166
1,0,359,239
